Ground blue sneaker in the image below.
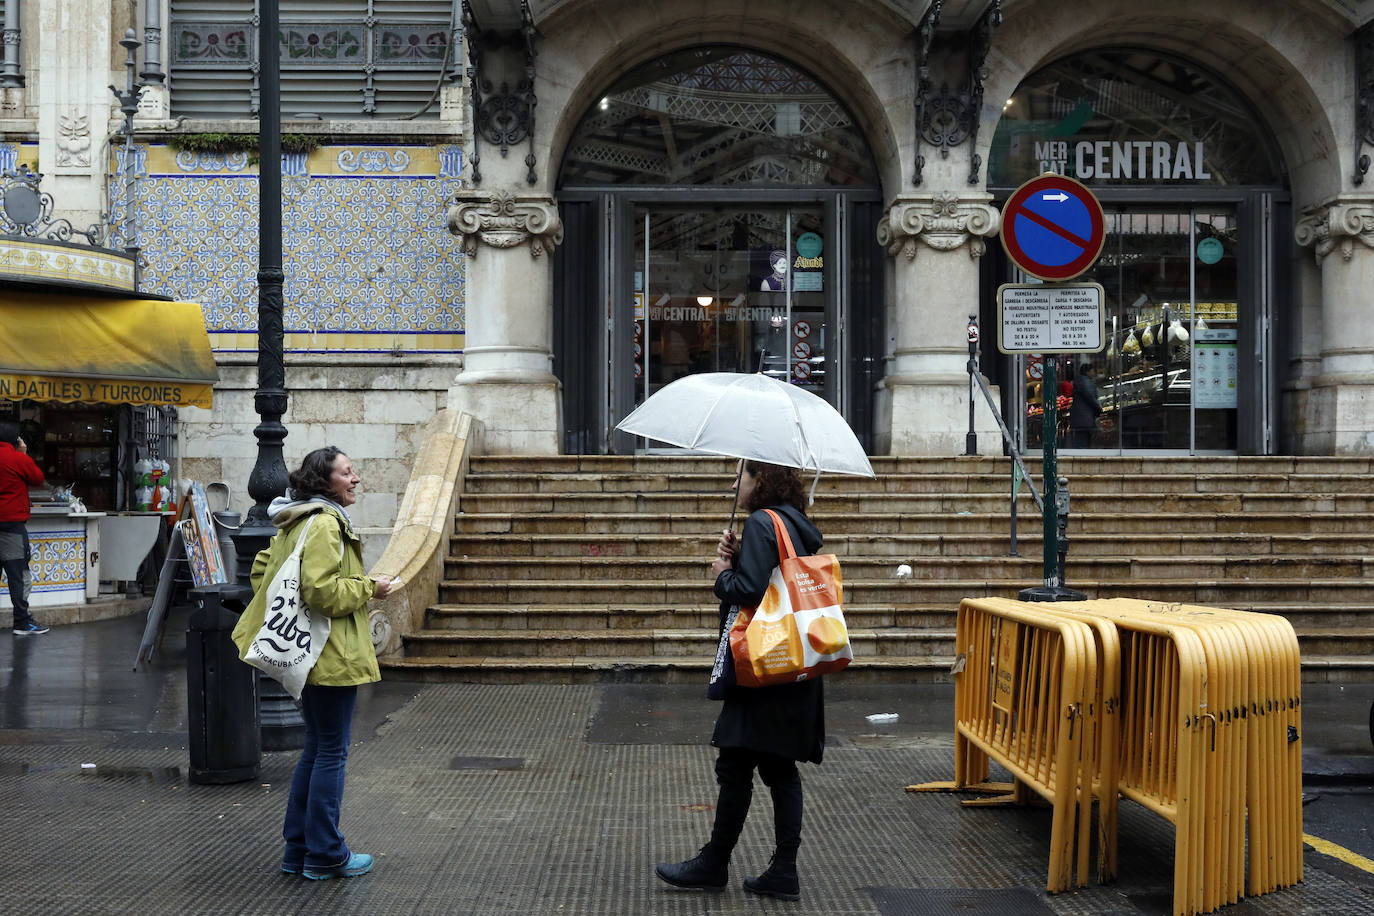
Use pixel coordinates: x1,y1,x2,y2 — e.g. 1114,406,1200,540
12,622,48,635
303,853,373,880
280,862,302,876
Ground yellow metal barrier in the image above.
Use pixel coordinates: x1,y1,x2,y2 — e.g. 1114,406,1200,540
909,597,1097,892
1077,599,1304,904
911,596,1301,916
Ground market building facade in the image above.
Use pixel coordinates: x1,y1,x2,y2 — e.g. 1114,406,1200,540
3,0,1374,558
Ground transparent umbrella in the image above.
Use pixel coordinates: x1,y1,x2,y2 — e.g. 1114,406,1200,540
616,372,875,526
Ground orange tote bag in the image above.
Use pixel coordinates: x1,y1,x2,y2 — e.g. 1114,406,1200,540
729,509,853,687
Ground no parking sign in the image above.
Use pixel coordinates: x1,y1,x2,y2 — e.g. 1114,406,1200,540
1000,174,1105,282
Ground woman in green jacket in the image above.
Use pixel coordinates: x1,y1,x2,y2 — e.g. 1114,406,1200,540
232,446,394,880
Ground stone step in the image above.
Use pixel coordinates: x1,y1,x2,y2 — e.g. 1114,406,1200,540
377,654,961,684
422,604,959,631
1297,628,1374,656
447,531,1374,558
462,469,1374,496
421,602,1374,632
400,627,955,659
378,651,1374,685
442,555,1374,583
469,454,1374,475
400,624,1369,659
455,491,1374,515
453,511,1374,537
437,577,1374,606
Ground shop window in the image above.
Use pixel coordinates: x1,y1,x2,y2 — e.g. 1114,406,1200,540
168,0,457,120
989,47,1285,189
559,46,878,187
0,402,178,512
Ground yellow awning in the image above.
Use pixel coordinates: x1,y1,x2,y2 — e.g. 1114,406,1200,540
0,292,219,408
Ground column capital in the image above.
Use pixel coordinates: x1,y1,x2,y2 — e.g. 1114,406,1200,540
877,191,1000,261
446,189,563,258
1295,198,1374,265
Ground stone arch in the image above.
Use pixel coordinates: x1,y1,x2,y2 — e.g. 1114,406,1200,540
533,0,911,195
979,0,1345,208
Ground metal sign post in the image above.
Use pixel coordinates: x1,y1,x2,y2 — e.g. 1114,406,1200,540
997,174,1106,600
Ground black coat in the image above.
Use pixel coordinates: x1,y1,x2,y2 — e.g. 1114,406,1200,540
1070,373,1102,430
710,503,826,764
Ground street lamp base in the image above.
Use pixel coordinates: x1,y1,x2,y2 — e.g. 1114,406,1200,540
1018,585,1088,603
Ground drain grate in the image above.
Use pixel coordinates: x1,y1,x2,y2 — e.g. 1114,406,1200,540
449,755,525,771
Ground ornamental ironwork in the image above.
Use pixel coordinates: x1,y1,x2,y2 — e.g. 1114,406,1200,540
463,0,538,186
912,0,1000,186
912,0,940,185
1356,23,1374,184
0,165,108,246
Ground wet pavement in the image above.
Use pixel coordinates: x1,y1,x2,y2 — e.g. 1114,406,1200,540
1,612,1372,915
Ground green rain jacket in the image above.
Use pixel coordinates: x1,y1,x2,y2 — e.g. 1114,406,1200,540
231,499,380,687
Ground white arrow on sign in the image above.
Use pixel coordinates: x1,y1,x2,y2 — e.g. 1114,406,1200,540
1041,192,1069,202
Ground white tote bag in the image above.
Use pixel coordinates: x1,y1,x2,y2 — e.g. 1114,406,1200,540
243,514,332,700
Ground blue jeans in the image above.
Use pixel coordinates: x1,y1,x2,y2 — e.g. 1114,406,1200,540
282,684,358,870
0,523,34,629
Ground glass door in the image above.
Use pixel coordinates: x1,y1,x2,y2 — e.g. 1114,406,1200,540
1021,206,1240,452
630,206,831,422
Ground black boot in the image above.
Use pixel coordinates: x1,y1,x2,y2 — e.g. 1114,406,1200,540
654,845,728,891
743,852,800,901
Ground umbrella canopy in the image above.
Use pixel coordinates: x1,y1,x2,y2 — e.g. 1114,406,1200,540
615,372,875,478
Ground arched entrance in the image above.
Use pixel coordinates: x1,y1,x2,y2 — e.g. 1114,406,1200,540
987,47,1289,454
553,47,884,454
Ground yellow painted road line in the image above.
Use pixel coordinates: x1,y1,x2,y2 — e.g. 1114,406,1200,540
1305,833,1374,873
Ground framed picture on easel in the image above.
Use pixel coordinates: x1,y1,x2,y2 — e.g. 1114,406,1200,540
176,481,227,587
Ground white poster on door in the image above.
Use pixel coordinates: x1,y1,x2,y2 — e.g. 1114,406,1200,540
1194,343,1238,409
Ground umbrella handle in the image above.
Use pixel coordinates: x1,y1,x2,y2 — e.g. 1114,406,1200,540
726,461,744,534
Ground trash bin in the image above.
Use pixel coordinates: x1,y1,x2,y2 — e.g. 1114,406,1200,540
187,582,260,784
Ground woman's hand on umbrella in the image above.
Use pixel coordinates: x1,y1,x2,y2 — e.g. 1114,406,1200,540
710,556,731,578
716,529,737,560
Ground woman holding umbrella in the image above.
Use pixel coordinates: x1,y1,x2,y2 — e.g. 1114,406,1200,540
654,459,825,902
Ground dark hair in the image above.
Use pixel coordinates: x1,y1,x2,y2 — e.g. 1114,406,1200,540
288,446,347,500
742,460,806,514
0,421,18,447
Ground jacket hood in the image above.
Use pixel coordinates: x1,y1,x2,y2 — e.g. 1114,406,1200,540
767,503,823,555
268,493,354,534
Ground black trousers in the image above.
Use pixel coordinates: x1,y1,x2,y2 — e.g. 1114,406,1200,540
0,522,33,628
708,746,803,861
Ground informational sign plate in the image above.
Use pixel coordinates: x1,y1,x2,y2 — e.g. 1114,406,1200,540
1000,173,1105,281
997,283,1106,354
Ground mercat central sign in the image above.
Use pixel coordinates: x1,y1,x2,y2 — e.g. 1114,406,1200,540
1035,140,1211,182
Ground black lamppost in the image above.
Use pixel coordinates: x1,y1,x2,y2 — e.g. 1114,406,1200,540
108,29,146,289
230,0,300,750
232,0,286,573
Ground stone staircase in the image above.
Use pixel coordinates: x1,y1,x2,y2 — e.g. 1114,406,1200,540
379,455,1374,684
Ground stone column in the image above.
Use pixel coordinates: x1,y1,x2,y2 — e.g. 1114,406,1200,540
38,0,111,229
875,190,1003,454
0,0,24,118
445,189,564,453
1293,199,1374,453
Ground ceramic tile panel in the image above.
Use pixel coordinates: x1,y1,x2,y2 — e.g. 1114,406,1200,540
126,143,466,354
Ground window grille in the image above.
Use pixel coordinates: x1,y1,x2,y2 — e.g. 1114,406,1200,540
169,0,456,120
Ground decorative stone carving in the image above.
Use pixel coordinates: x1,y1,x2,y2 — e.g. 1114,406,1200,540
877,191,999,260
1295,201,1374,265
446,189,563,258
56,112,92,168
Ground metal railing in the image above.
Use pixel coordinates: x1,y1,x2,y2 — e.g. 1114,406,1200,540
964,316,1043,558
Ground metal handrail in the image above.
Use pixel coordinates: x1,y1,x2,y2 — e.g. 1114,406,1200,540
968,355,1044,513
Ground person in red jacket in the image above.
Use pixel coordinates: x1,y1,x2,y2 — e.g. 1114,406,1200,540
0,421,48,635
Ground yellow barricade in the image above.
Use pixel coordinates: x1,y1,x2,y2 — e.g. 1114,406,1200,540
1076,599,1304,905
911,596,1301,916
979,597,1123,884
908,597,1097,892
